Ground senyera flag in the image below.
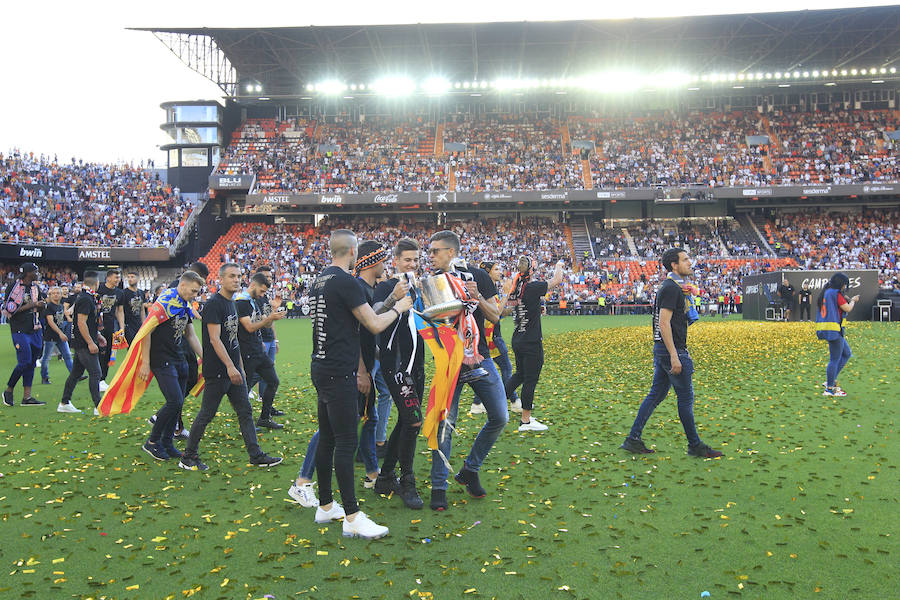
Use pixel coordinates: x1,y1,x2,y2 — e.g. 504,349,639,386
98,288,198,416
416,308,464,453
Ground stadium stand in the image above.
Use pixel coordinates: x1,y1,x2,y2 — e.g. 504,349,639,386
1,150,192,248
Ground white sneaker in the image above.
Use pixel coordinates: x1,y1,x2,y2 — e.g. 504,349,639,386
36,358,42,368
288,482,319,508
509,399,523,413
249,389,259,402
314,502,346,523
363,475,377,489
57,402,81,414
98,380,109,392
342,511,389,540
469,402,486,414
93,407,100,416
518,418,549,432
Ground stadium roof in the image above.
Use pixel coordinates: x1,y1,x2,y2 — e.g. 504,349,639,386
139,6,900,96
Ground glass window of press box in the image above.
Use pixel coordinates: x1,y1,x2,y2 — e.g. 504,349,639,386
182,148,210,168
166,126,220,145
171,105,220,123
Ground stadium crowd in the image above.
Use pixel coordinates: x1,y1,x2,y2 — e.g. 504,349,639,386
1,150,192,247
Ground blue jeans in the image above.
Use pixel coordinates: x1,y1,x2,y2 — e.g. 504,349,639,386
148,360,188,446
826,337,852,388
373,360,393,444
628,344,702,447
298,431,321,480
8,331,43,389
41,340,73,379
431,358,509,490
473,334,517,404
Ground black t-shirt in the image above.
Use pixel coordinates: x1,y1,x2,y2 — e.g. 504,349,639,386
96,284,123,332
41,302,66,342
511,280,549,346
150,311,192,367
201,292,241,379
121,287,147,332
799,289,812,305
357,278,377,373
257,295,276,343
3,281,44,334
71,291,99,349
468,264,498,358
779,284,795,304
63,293,78,318
374,278,425,374
652,278,688,350
309,266,367,376
235,294,265,358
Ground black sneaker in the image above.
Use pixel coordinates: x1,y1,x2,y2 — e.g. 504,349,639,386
179,455,209,471
620,437,655,454
454,467,487,498
3,390,14,407
41,378,51,385
688,443,723,458
430,488,448,511
397,474,424,510
271,408,285,417
78,375,88,382
250,453,284,467
142,441,170,461
374,471,399,496
375,443,387,460
21,397,46,407
162,442,183,459
256,418,284,430
147,414,157,426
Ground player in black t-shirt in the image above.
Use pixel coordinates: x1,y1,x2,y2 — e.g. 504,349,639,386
425,230,508,511
504,257,564,432
3,263,47,407
179,263,282,471
247,265,283,416
61,283,77,341
60,274,106,413
96,269,125,387
121,269,147,345
40,286,74,388
236,273,286,429
621,248,722,458
308,229,411,540
140,271,205,461
798,281,812,321
371,238,427,509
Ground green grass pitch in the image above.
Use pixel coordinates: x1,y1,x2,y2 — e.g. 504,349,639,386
1,316,897,599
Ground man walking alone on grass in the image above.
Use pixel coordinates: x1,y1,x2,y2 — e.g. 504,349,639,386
620,248,723,458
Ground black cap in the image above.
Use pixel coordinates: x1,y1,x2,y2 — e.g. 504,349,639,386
20,262,40,274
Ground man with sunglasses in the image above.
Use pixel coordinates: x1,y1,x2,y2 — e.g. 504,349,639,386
425,231,508,511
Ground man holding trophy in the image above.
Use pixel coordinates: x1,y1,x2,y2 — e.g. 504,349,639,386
422,231,508,511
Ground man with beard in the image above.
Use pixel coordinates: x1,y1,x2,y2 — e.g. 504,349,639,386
236,272,286,430
40,286,74,388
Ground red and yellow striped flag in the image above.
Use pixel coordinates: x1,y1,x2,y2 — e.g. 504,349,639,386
98,289,196,416
418,322,464,451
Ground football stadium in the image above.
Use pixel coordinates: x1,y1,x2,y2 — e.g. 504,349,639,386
2,5,899,599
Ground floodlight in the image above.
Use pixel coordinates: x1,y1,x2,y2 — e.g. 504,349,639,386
880,68,887,74
792,71,800,78
463,81,470,89
850,68,858,75
841,69,848,76
737,73,745,80
774,72,782,79
317,80,345,95
755,72,763,80
812,70,819,77
454,82,462,89
305,83,314,91
802,71,809,77
890,67,897,74
373,76,416,96
479,80,488,89
657,71,691,88
423,76,451,95
246,84,253,93
765,73,772,79
861,69,868,75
